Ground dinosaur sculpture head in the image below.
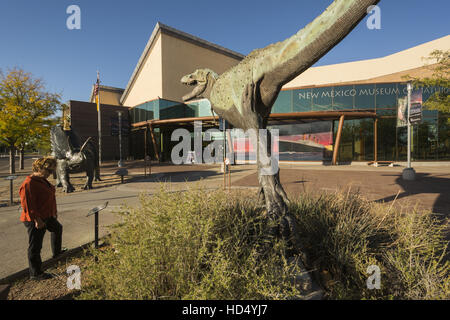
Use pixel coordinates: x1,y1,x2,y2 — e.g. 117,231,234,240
181,68,218,102
65,137,92,167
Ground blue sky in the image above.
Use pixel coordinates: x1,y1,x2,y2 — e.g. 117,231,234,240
0,0,448,104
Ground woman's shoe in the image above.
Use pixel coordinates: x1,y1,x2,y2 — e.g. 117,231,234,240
52,247,68,259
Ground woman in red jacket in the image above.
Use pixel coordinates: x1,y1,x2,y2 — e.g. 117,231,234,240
19,157,65,280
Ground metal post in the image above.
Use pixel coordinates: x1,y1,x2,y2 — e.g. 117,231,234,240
5,176,17,206
94,212,99,249
87,202,108,255
407,82,411,169
374,118,378,163
117,111,123,167
9,179,13,206
98,92,102,166
402,82,416,180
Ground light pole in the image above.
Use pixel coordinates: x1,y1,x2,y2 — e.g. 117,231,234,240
402,82,416,180
117,111,123,167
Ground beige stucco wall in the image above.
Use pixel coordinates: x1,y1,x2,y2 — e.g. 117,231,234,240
97,89,123,106
160,32,242,103
122,33,163,107
283,35,450,89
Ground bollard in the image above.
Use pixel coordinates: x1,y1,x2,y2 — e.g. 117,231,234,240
5,176,18,206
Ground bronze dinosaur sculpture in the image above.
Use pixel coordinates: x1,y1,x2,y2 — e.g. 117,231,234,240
182,0,380,247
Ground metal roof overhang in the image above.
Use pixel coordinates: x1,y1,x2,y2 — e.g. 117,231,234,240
131,110,377,130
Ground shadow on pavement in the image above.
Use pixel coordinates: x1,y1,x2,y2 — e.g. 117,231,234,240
375,173,450,216
131,170,220,183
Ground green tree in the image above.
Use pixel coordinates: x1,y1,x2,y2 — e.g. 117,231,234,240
0,68,60,173
408,50,450,114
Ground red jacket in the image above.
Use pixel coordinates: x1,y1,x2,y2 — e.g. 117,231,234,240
19,175,57,222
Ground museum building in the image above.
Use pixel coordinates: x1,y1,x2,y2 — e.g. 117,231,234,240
67,23,450,163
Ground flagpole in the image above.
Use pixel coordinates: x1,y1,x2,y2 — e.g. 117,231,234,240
97,71,102,166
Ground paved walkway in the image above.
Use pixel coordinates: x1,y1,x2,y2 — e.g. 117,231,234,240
0,157,449,280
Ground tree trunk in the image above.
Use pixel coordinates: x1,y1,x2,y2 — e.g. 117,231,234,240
9,145,15,174
19,148,25,170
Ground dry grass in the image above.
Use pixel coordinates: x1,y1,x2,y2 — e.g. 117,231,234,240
75,186,449,300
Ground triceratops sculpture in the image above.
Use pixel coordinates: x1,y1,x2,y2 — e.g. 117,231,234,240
51,125,100,193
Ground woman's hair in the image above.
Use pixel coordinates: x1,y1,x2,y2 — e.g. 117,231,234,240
32,157,57,173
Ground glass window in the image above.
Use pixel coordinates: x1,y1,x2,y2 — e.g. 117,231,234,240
332,85,355,110
377,118,397,161
159,100,185,120
334,119,375,162
272,90,292,113
196,99,214,117
375,83,398,115
398,84,408,100
355,84,375,110
437,113,450,160
312,87,332,111
293,88,312,112
269,121,333,161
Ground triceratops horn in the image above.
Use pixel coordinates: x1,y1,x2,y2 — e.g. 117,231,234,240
80,137,92,153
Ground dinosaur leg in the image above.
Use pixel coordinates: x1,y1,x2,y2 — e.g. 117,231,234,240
62,171,75,193
234,81,302,254
83,172,94,190
94,166,101,181
252,128,302,256
55,167,62,188
57,160,74,193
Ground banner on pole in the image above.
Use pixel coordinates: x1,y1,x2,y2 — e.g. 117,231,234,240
409,88,423,125
397,97,407,127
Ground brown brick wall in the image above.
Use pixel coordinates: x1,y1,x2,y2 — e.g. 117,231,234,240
69,100,130,161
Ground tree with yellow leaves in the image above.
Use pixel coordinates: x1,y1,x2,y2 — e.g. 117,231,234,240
0,68,60,173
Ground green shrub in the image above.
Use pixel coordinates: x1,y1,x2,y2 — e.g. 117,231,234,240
78,186,303,300
78,186,449,300
289,190,449,299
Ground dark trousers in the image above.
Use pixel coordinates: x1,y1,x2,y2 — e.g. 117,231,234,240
23,217,63,277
